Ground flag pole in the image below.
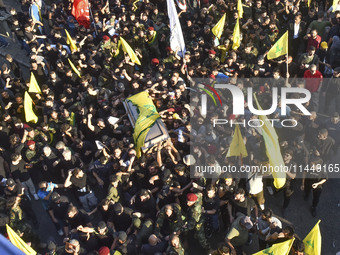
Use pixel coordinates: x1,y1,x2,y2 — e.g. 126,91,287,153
286,31,289,85
89,5,98,36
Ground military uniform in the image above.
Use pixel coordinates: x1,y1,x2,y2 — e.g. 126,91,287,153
166,242,185,255
186,194,210,250
9,205,23,230
155,203,184,238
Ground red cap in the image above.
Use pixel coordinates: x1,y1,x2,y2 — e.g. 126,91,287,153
148,27,155,31
103,35,110,41
209,74,216,79
208,50,216,55
27,140,35,146
112,34,118,39
167,108,175,112
151,58,159,65
98,247,110,255
187,193,198,202
166,46,172,52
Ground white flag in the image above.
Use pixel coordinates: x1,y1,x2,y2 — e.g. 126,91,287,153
167,0,186,57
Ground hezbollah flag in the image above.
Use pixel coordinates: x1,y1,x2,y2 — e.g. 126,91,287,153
28,73,41,94
128,92,160,157
72,0,90,28
6,225,37,255
232,18,241,50
307,0,311,7
237,0,243,18
303,220,321,255
254,94,286,189
227,124,248,158
212,13,226,40
120,37,141,65
68,58,81,78
332,0,339,12
24,92,38,124
65,29,78,52
253,238,294,255
267,31,288,60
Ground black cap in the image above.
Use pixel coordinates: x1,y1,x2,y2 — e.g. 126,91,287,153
6,178,15,187
51,192,60,201
118,231,127,241
161,168,172,182
333,112,339,118
309,46,316,51
98,221,107,230
114,203,123,214
334,67,340,73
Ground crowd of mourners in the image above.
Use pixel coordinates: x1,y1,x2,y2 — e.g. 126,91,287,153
0,0,338,254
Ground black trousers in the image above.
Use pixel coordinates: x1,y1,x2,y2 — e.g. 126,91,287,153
304,179,323,208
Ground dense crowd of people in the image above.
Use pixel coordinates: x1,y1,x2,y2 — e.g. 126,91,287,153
0,0,338,254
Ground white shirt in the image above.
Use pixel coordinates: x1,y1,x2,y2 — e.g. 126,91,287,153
293,22,300,39
248,172,263,195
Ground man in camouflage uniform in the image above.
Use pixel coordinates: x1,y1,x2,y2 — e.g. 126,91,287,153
154,203,184,239
185,193,210,251
166,234,185,255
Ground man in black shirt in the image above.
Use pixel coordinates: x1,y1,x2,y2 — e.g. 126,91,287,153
48,192,70,236
301,157,327,217
110,202,133,233
3,178,38,225
10,152,39,200
231,188,258,220
64,168,97,212
131,189,156,221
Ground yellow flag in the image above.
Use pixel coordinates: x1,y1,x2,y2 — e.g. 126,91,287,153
128,92,160,157
237,0,243,18
303,220,321,255
28,73,41,94
65,29,78,52
332,0,339,12
24,91,38,124
232,18,241,50
227,125,248,158
254,94,286,189
120,37,141,65
253,238,294,255
307,0,311,7
212,13,226,40
6,224,37,255
267,31,288,60
68,58,81,78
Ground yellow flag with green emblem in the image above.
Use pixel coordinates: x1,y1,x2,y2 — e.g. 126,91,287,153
267,31,288,60
254,93,286,189
28,73,41,94
128,92,160,157
212,13,226,40
232,18,241,50
65,29,78,52
24,91,38,124
303,220,321,255
237,0,243,18
227,124,248,158
253,238,294,255
6,224,37,255
120,37,141,65
332,0,339,12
